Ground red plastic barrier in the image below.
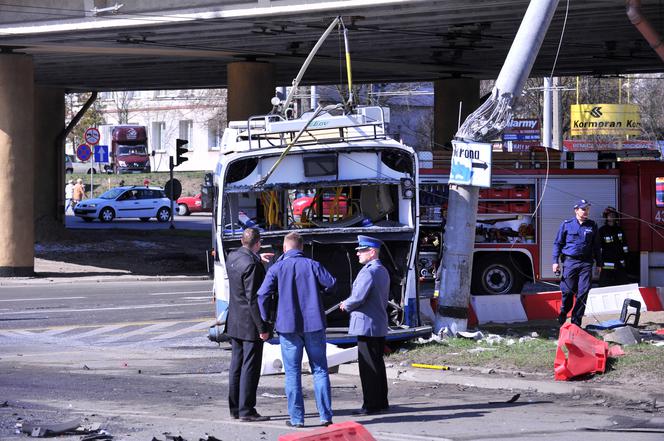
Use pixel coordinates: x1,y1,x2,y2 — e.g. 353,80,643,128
521,291,562,320
468,303,478,327
554,323,609,381
278,421,377,441
639,287,663,311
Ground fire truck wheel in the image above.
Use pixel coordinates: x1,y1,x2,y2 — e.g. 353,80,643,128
472,255,524,295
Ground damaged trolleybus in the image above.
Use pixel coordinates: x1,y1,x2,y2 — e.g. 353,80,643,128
207,105,432,344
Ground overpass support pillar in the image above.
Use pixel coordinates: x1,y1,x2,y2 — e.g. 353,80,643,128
0,55,35,276
227,61,275,123
433,79,480,165
34,87,66,234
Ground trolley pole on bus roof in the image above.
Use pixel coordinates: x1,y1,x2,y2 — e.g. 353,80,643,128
434,0,560,335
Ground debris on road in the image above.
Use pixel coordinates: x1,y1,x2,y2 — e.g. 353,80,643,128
468,347,496,353
603,326,642,346
483,334,504,345
80,431,113,441
20,419,80,437
489,393,520,404
457,331,484,340
261,392,287,399
18,419,110,438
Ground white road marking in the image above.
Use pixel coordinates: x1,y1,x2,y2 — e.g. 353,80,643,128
42,327,79,336
73,324,132,339
149,290,210,296
7,330,34,336
0,296,86,302
99,321,177,343
0,301,209,316
150,319,214,340
375,432,452,441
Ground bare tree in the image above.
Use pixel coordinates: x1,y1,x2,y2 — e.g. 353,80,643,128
65,92,105,149
110,91,135,124
630,73,664,139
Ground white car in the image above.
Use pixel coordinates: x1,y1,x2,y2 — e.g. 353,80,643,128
65,154,103,174
74,186,172,223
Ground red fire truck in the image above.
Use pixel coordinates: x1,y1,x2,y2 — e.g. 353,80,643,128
416,161,664,296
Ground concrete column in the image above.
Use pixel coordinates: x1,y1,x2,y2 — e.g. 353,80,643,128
433,78,480,156
34,87,65,238
0,55,35,276
227,62,275,123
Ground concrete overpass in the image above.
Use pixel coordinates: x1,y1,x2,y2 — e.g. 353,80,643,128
2,0,664,89
1,0,664,275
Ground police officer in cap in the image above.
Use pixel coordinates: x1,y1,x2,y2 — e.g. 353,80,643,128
552,200,602,327
340,235,390,415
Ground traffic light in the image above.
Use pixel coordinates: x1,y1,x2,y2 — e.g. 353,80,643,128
175,139,189,166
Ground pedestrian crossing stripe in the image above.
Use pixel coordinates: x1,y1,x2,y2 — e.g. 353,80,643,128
0,319,215,343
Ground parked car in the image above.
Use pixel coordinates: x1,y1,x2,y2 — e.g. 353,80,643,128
292,194,348,217
176,193,211,216
74,186,171,223
65,154,102,174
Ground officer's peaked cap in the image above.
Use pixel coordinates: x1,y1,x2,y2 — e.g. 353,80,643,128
573,199,591,209
356,235,382,251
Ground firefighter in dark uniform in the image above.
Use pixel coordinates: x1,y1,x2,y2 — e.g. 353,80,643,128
598,206,629,287
552,199,602,327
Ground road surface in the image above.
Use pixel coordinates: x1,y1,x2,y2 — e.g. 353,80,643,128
1,280,662,440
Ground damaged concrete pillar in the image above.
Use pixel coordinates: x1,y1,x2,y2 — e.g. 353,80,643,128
0,54,35,276
227,61,275,123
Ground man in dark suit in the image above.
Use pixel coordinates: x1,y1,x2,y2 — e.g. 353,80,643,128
340,235,390,415
226,227,272,422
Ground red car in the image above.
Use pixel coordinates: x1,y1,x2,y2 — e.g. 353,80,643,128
177,193,211,215
292,195,348,217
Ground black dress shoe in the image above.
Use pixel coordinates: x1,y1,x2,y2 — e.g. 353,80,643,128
230,413,239,420
285,421,304,428
321,420,333,427
241,414,270,422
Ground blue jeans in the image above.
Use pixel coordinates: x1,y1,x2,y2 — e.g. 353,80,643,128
279,330,332,424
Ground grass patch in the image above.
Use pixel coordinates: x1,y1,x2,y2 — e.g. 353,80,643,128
602,343,664,383
388,329,664,384
389,337,557,373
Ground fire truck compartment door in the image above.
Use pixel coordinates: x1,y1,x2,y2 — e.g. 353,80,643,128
539,176,618,279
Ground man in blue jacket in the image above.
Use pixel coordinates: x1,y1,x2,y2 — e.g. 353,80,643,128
341,235,390,415
552,199,602,327
258,232,336,428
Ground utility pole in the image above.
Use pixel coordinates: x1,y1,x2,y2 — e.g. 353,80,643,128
543,77,553,148
169,156,175,230
435,0,561,334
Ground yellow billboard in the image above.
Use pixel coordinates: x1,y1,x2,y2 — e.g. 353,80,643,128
570,104,641,136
